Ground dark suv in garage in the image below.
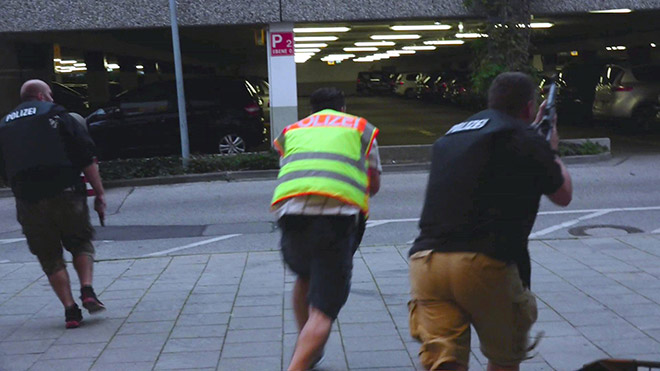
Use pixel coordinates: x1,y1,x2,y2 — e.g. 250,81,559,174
86,77,266,159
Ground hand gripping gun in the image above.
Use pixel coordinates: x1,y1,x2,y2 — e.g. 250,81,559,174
532,76,557,142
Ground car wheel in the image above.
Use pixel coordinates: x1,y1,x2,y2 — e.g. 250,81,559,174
631,104,657,131
218,133,247,155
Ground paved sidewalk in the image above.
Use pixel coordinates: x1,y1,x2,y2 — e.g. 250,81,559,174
1,234,660,371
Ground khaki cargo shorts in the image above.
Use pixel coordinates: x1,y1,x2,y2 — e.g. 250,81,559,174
408,250,537,369
16,191,95,275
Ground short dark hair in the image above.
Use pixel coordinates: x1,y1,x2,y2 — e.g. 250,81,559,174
487,72,537,117
310,87,345,113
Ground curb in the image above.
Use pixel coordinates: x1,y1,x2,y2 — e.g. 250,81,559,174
0,139,612,197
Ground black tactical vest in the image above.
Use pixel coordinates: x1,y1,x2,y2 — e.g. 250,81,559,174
0,101,74,179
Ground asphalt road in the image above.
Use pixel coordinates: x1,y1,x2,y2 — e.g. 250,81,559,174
0,150,659,263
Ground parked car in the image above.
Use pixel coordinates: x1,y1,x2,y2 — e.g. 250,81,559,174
52,82,90,116
592,63,660,129
414,73,436,101
356,71,395,95
244,76,270,122
86,77,266,159
63,82,125,101
393,72,423,98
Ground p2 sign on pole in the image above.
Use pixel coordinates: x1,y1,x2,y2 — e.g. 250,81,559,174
270,32,294,56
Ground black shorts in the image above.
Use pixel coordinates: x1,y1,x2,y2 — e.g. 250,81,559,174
278,214,359,320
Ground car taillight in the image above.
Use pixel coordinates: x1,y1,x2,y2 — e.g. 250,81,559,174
244,102,260,117
398,81,404,85
614,85,633,92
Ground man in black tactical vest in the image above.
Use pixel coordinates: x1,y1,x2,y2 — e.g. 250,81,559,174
0,80,107,329
408,72,573,371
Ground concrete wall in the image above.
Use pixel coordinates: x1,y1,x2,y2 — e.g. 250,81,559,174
0,0,658,33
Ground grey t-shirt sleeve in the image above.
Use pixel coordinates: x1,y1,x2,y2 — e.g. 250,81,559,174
368,138,383,173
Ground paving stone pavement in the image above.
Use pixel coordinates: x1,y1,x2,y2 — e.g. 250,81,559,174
1,234,660,370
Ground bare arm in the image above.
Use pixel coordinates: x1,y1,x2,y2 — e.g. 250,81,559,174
82,162,107,225
546,121,572,206
369,168,380,196
547,157,572,206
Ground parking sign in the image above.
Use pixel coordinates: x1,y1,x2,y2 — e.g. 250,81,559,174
270,32,294,56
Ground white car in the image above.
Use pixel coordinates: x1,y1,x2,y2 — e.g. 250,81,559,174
393,72,423,98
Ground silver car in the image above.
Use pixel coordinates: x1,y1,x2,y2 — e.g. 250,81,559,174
592,63,660,128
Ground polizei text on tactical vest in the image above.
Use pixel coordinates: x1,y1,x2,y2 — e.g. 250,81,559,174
5,107,37,123
298,115,360,129
446,118,490,135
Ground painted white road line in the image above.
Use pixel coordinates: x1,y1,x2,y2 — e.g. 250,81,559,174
365,206,660,227
0,238,26,245
0,260,10,264
143,234,242,257
529,210,612,238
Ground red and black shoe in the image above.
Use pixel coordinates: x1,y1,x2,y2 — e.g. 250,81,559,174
81,286,106,314
65,304,83,329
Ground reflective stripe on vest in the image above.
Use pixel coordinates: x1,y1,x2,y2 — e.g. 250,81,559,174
271,110,378,213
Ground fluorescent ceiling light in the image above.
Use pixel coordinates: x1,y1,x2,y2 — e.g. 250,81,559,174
392,50,416,54
605,45,626,51
353,59,375,63
294,36,338,42
355,41,396,47
294,43,328,48
58,60,77,64
321,54,356,61
136,65,144,69
589,8,632,13
402,45,436,51
390,25,451,31
529,22,554,28
106,63,120,69
295,52,316,56
73,63,87,67
370,34,421,40
344,47,378,52
374,53,393,58
293,27,350,33
651,43,657,48
295,48,321,53
424,40,465,45
456,33,488,38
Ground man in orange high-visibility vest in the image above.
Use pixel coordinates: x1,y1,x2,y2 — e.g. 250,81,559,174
272,87,382,370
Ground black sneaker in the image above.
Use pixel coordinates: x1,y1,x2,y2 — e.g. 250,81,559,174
80,286,105,314
65,304,83,329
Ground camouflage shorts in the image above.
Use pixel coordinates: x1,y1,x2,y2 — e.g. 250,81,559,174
16,190,95,275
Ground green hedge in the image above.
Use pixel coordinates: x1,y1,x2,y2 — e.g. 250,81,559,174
98,151,280,181
558,140,609,157
0,141,610,186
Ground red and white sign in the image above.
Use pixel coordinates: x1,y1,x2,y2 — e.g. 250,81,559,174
270,32,294,57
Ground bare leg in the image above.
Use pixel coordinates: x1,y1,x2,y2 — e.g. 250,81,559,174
288,307,332,371
292,277,310,332
488,362,519,371
47,268,76,308
73,254,93,287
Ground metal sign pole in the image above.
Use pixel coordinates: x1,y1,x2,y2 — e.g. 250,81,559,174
168,0,190,168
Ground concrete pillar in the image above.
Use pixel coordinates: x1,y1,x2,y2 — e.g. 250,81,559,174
142,61,159,84
267,22,298,144
0,41,22,115
118,55,139,91
84,51,109,109
0,41,52,115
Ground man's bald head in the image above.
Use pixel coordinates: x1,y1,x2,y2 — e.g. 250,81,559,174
20,79,54,103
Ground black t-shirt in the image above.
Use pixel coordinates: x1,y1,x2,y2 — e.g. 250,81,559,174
0,101,96,200
410,109,564,286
